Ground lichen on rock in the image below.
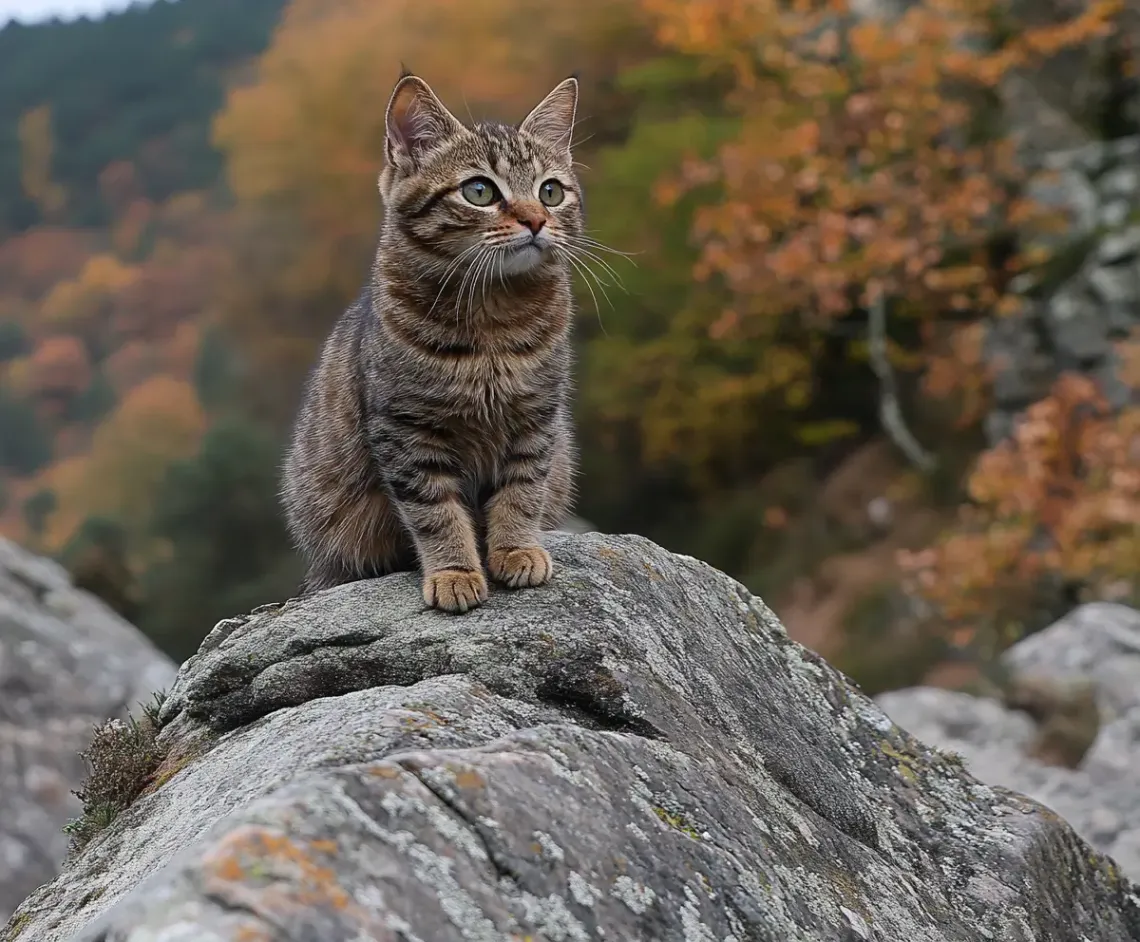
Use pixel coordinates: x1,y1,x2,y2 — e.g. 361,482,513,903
3,532,1138,941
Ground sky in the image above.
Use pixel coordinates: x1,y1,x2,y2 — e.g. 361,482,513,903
0,0,146,25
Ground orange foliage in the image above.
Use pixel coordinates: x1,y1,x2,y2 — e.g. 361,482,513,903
0,228,93,302
25,334,92,400
641,0,1120,417
40,375,207,554
901,340,1140,644
39,253,141,342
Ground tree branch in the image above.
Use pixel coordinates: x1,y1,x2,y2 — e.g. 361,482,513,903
868,294,937,472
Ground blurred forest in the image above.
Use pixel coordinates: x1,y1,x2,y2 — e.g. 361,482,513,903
0,0,1137,690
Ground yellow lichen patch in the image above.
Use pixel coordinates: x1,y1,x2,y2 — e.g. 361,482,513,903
651,806,702,840
234,923,274,942
597,547,621,560
368,764,403,779
454,768,487,791
198,824,395,936
878,742,921,785
642,561,664,581
201,825,351,911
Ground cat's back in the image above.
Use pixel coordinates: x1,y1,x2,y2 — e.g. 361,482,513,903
284,288,373,484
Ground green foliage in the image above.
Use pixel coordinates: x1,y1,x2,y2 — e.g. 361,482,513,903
0,0,288,232
63,367,117,424
21,487,56,538
192,323,238,415
0,389,51,473
61,515,140,622
0,319,28,361
139,415,302,659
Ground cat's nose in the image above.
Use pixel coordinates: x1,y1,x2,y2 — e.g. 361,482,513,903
510,201,546,235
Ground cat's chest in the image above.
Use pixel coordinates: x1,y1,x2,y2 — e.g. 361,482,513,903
442,352,547,414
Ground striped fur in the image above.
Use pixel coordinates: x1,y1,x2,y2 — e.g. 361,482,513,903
281,74,581,612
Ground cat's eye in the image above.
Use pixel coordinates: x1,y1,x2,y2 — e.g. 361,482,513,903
460,177,500,206
539,179,565,207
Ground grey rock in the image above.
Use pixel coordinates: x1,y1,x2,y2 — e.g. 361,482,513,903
1101,200,1133,229
1045,288,1111,365
879,603,1140,880
1100,227,1140,265
1088,264,1138,305
4,533,1137,942
0,537,176,925
1102,166,1140,199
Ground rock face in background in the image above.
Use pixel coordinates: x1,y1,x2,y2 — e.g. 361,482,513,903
878,602,1140,879
987,135,1140,443
985,0,1140,444
5,533,1137,941
0,538,177,925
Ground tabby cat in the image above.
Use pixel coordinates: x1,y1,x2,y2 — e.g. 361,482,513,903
280,72,582,613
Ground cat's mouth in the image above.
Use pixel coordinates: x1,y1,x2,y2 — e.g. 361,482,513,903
496,237,551,276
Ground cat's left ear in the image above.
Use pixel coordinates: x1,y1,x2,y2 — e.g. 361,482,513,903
519,76,578,154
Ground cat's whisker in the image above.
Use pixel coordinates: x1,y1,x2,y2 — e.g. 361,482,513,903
566,234,641,261
556,246,612,337
452,246,487,327
561,241,627,291
428,243,484,317
464,247,494,323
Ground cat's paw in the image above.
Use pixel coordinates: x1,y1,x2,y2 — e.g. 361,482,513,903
423,569,488,613
487,546,553,589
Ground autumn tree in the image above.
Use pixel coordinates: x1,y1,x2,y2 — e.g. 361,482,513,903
901,335,1140,651
18,105,67,222
612,0,1123,481
40,375,206,557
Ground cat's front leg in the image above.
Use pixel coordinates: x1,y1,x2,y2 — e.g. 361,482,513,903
380,451,487,612
485,437,554,590
397,491,488,612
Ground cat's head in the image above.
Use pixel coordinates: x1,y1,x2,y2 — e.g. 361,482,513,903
378,72,583,281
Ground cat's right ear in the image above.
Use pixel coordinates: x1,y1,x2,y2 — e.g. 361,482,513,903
384,74,465,171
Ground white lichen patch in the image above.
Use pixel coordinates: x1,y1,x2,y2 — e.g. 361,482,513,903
515,892,591,942
568,871,602,907
612,875,656,914
681,884,716,942
625,822,649,842
534,830,565,862
333,786,503,942
377,789,488,862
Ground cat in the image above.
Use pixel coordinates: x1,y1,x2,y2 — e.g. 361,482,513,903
280,72,582,613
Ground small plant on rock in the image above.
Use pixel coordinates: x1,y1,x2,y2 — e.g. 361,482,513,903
63,691,168,855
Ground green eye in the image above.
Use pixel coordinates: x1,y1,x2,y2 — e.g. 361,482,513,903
461,177,499,206
539,179,565,207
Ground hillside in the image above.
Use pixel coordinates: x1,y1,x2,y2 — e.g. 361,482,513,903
0,0,286,233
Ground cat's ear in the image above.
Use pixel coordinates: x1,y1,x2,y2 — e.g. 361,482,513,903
519,76,578,154
384,74,465,169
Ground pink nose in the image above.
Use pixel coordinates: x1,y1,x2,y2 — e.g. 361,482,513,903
510,202,546,235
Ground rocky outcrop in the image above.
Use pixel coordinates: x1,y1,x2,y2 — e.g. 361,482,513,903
4,532,1137,941
879,602,1140,880
983,0,1140,444
0,537,176,925
986,134,1140,443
